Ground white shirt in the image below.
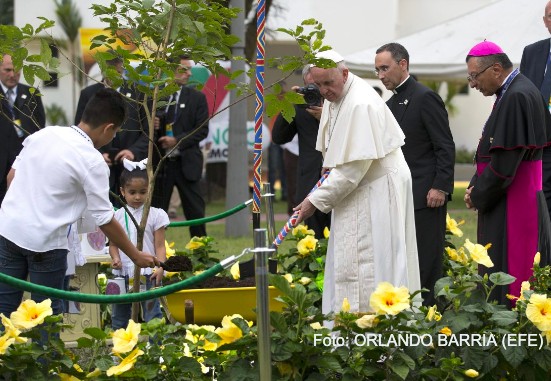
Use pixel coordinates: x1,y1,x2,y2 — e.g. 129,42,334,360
112,205,169,277
0,126,114,251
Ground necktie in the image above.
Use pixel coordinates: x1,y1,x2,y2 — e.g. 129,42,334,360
6,88,14,107
171,90,181,124
540,51,551,106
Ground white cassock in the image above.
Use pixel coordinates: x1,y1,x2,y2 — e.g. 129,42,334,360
308,73,420,314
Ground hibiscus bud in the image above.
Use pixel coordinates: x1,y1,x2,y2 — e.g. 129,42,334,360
534,252,541,266
341,298,350,312
464,369,479,378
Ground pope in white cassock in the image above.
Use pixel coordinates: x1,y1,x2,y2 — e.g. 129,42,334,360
294,50,421,315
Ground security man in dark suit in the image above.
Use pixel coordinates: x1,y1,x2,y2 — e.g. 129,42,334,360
156,55,209,238
520,1,551,97
375,43,455,306
520,0,551,220
272,65,331,238
0,54,45,151
74,56,149,207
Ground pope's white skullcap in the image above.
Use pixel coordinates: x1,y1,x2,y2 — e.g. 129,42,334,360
315,50,344,63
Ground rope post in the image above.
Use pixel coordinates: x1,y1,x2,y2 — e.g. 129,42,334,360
254,229,273,381
253,0,266,231
262,183,277,255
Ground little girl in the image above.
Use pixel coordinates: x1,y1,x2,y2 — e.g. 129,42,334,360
109,158,169,329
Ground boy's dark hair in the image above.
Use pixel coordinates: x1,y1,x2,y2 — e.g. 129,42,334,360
81,88,127,129
120,167,148,189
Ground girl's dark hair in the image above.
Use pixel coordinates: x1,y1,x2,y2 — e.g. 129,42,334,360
119,167,148,188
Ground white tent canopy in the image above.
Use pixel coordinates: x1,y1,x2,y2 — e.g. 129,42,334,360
345,0,549,80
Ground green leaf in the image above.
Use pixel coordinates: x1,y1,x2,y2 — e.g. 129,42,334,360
142,0,154,8
22,65,34,86
270,310,288,332
533,348,551,371
388,361,410,380
489,272,516,286
83,327,108,340
33,65,51,81
480,353,499,374
39,39,52,64
500,344,527,368
441,310,479,332
490,310,518,326
317,355,343,373
76,337,94,348
462,346,487,369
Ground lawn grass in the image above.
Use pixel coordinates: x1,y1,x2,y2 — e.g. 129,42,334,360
165,183,477,258
448,184,477,246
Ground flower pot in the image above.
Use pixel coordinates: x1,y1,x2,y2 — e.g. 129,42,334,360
164,286,284,325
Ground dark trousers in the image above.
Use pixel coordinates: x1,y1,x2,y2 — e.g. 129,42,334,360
306,210,332,240
0,235,68,316
283,149,298,215
415,205,446,306
161,158,207,238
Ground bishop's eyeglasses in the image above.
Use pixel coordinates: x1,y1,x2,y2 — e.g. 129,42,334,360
467,63,494,82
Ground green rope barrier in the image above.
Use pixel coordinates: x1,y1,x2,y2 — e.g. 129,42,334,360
168,199,252,227
0,263,225,304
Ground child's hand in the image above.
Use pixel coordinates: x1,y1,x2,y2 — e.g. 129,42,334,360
111,258,122,269
151,268,164,286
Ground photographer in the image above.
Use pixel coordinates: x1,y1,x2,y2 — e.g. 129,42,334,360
272,65,331,238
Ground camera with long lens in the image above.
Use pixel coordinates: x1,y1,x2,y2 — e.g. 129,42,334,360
297,84,322,108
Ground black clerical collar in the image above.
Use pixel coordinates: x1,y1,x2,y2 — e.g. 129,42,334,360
392,75,412,94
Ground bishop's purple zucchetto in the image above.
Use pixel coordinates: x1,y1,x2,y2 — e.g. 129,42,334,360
467,40,504,57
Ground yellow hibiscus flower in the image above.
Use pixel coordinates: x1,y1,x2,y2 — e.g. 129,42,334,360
323,227,330,239
283,274,293,283
464,239,494,268
292,224,315,237
112,319,141,354
215,314,251,346
446,213,464,237
185,325,218,351
509,281,532,302
310,322,323,330
356,314,377,329
298,276,311,285
1,313,27,343
186,237,206,250
297,235,318,256
369,282,410,316
106,348,144,377
526,293,551,332
0,331,15,355
439,327,452,336
165,241,176,257
426,305,442,322
86,368,102,378
10,299,52,330
445,247,469,265
230,262,240,280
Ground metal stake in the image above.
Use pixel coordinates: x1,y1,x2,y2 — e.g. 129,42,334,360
254,228,272,381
